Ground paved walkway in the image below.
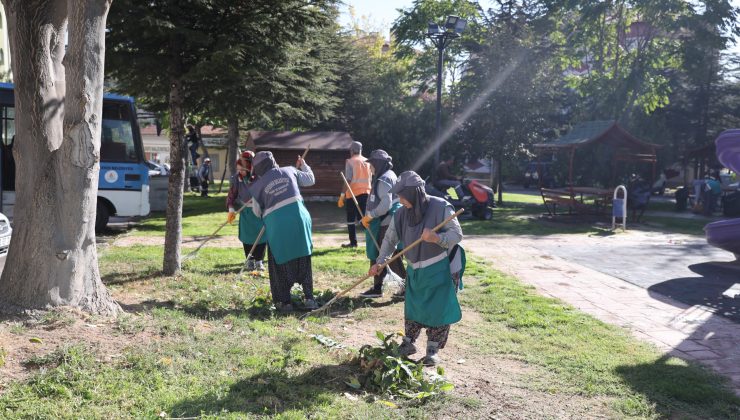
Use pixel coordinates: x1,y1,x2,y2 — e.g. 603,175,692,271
463,232,740,395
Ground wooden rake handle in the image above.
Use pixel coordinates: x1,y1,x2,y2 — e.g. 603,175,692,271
303,208,464,318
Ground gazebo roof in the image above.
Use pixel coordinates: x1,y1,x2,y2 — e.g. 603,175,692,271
534,120,658,152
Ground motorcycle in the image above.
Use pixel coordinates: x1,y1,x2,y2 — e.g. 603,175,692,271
427,178,495,220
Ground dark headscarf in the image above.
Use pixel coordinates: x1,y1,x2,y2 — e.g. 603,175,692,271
390,171,429,226
252,151,278,178
368,149,393,182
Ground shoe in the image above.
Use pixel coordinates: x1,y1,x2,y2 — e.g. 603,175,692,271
275,302,294,313
423,341,441,366
254,260,265,271
245,258,255,271
303,298,319,310
392,287,406,299
341,242,358,248
358,287,382,299
399,337,417,356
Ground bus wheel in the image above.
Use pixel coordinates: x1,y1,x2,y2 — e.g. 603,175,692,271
95,201,110,233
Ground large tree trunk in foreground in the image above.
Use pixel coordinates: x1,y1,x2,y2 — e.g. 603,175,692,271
163,78,186,275
227,117,239,178
0,0,118,315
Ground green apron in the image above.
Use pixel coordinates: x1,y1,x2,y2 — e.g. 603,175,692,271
365,202,402,261
405,257,462,327
263,201,312,264
238,207,266,245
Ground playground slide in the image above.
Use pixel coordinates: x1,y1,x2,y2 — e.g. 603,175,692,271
705,129,740,259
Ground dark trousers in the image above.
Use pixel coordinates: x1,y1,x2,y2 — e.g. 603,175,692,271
369,224,407,291
345,193,368,245
267,250,313,304
200,180,209,197
243,243,266,261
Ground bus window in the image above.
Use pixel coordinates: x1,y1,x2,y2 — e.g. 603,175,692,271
101,103,136,162
1,105,15,191
2,106,14,146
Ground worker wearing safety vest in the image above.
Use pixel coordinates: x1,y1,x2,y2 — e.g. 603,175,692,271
338,141,372,248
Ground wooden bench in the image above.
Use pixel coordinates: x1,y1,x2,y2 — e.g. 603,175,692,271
540,188,582,216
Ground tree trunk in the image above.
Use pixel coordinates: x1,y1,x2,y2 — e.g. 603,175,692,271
227,117,239,178
163,78,186,276
0,0,118,315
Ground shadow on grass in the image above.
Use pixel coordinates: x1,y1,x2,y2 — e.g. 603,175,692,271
615,355,740,418
167,357,357,417
118,299,175,313
102,271,162,285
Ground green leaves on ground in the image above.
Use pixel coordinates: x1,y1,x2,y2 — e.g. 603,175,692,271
353,331,453,400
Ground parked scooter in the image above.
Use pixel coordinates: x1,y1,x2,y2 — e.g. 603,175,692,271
427,178,495,220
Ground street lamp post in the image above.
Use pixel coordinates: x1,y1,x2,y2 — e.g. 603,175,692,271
426,15,467,173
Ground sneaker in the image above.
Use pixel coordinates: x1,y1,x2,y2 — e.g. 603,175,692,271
399,337,417,356
303,298,319,310
341,242,358,248
275,302,294,313
358,287,382,299
423,341,441,366
254,260,265,271
245,258,255,271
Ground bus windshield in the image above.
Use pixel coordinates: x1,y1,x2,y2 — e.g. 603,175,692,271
101,102,138,162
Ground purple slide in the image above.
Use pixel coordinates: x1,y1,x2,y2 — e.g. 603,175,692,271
705,129,740,259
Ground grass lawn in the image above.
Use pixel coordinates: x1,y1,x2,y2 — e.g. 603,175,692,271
0,245,737,418
131,189,346,238
127,191,709,239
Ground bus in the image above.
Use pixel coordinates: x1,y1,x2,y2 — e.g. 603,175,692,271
0,83,150,231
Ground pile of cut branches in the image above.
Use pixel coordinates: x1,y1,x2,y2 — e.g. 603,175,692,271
347,331,453,400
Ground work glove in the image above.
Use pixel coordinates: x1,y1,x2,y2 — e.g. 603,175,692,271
227,210,236,224
361,215,373,229
337,195,345,208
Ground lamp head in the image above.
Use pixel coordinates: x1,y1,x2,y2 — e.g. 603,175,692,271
454,17,467,34
427,22,441,36
445,15,460,31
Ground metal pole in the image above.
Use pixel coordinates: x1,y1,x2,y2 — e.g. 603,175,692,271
434,41,444,172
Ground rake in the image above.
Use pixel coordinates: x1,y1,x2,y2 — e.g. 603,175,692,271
301,208,464,319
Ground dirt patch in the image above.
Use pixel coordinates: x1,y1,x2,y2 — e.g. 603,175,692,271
0,307,155,388
321,296,616,418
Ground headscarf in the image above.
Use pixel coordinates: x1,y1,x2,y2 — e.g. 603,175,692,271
368,149,393,181
350,141,363,155
252,151,278,178
389,171,429,226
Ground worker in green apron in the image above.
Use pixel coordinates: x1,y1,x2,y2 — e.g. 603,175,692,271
370,171,465,365
248,151,316,312
359,149,406,298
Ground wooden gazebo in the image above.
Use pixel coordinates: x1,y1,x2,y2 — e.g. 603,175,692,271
533,121,659,216
244,130,355,197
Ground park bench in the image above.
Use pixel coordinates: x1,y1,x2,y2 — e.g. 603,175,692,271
540,188,582,216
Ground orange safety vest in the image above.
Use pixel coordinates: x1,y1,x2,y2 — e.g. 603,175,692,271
345,155,372,198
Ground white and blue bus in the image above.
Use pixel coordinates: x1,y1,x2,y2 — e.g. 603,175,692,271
0,83,150,231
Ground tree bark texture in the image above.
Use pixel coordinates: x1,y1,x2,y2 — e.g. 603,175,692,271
0,0,118,315
227,117,239,178
163,78,186,275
